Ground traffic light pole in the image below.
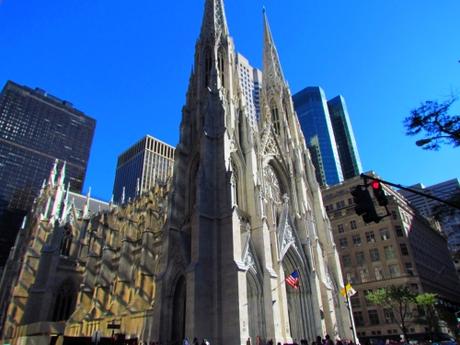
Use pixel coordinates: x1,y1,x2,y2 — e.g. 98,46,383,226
360,174,460,211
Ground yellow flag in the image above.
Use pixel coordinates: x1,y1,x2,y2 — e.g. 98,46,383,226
340,283,357,297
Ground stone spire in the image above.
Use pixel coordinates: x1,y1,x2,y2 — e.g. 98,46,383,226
200,0,229,40
262,9,286,91
48,159,59,187
82,187,91,219
57,161,66,187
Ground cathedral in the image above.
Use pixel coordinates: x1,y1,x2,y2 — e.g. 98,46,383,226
0,1,354,344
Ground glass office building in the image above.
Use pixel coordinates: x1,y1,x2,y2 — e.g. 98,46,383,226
327,95,362,180
0,80,95,266
292,86,343,186
113,135,175,203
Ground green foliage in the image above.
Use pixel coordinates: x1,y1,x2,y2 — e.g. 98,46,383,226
415,293,439,337
404,96,460,150
366,286,416,341
415,293,437,306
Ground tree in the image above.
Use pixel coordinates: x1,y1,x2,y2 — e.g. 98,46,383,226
366,286,416,342
404,96,460,150
415,293,439,340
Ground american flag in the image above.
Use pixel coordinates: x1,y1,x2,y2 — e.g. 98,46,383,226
285,270,299,289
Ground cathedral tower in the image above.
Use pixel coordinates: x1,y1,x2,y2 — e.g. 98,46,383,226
156,1,353,344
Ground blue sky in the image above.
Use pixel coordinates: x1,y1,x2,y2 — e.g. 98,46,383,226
0,0,459,201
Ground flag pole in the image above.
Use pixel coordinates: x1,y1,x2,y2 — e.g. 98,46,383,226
344,280,357,344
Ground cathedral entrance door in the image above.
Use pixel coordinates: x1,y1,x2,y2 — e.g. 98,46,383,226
247,271,266,343
171,276,186,345
283,250,311,341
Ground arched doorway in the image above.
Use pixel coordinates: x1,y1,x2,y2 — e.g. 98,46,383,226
52,279,77,321
171,276,186,345
282,249,314,341
247,269,266,343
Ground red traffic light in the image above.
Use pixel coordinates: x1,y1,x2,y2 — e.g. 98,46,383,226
372,181,381,190
371,180,389,206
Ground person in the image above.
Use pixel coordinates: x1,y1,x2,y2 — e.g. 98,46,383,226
316,336,323,345
193,338,199,345
247,338,252,345
325,335,334,345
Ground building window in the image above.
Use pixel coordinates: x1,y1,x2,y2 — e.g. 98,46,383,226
353,312,365,327
384,245,396,259
338,224,344,233
374,266,384,280
342,255,352,267
336,200,346,209
346,272,356,284
395,225,404,237
352,235,362,246
351,295,361,308
271,102,281,135
388,264,401,278
350,220,357,229
348,198,353,205
380,228,390,240
400,243,409,256
365,231,375,243
356,251,365,265
359,268,369,282
339,238,348,248
369,248,380,262
405,262,414,276
368,310,380,325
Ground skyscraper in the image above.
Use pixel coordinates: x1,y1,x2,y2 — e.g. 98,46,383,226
112,135,175,203
400,179,460,254
327,95,363,180
0,80,95,266
292,86,344,186
236,53,263,127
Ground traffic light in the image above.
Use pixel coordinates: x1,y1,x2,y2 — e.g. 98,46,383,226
351,185,381,224
371,180,389,206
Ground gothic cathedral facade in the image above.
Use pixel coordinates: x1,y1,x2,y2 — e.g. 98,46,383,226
154,0,352,343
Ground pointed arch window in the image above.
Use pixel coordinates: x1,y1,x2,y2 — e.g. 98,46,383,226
60,226,73,256
230,162,239,207
52,280,76,321
204,49,212,88
271,101,281,135
218,48,225,88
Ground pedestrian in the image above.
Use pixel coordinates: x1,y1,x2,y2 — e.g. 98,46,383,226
247,338,252,345
193,338,199,345
324,335,334,345
183,338,190,345
317,336,323,345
